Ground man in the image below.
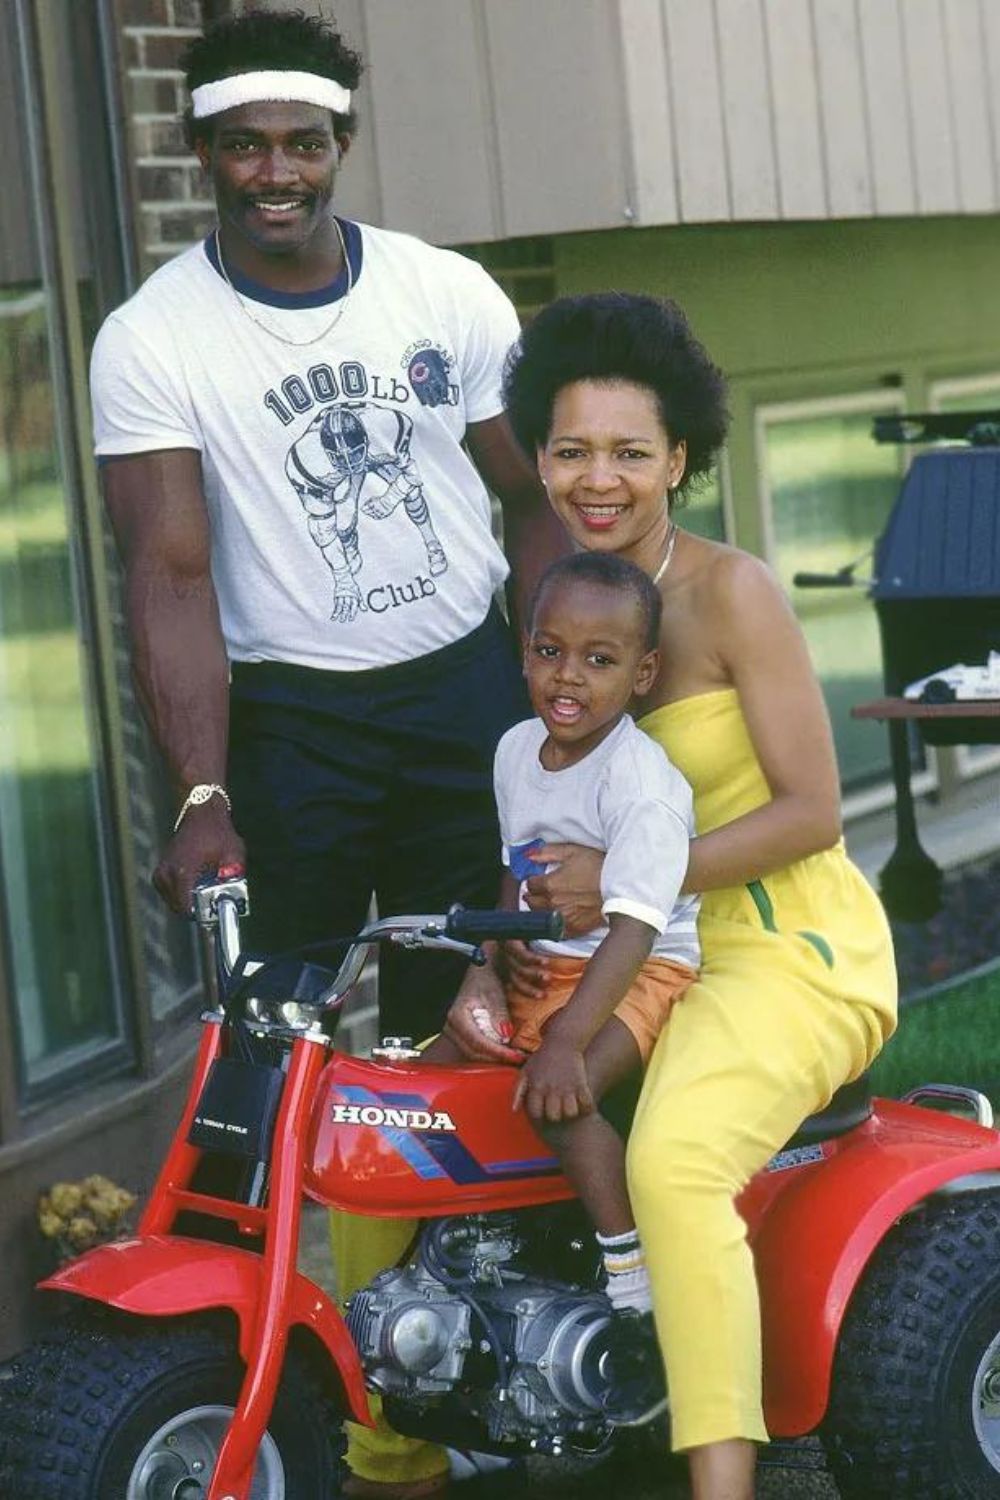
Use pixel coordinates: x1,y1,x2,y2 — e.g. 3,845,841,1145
92,7,562,1044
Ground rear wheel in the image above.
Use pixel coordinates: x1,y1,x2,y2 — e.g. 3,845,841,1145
0,1313,344,1499
823,1193,1000,1498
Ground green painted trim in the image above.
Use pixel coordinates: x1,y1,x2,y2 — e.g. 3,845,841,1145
746,879,777,933
797,930,835,970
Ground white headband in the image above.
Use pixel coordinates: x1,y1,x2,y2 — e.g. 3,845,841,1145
191,70,352,120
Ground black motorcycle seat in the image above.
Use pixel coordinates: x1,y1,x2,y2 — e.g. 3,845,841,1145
603,1071,874,1153
783,1072,873,1149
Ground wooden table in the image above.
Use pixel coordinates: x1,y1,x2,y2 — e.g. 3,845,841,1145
849,698,1000,919
852,698,1000,721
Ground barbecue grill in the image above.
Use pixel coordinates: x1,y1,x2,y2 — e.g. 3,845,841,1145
799,411,1000,922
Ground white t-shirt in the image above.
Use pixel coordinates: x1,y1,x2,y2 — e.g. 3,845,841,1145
494,715,701,967
90,221,520,671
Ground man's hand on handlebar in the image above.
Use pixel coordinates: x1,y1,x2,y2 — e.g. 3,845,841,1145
154,800,247,915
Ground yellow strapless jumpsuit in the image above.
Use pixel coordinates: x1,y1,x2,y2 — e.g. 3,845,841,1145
629,688,896,1448
334,688,897,1476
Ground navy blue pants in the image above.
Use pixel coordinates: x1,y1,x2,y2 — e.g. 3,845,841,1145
227,608,529,1042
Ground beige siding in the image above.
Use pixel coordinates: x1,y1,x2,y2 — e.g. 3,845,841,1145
813,0,873,218
856,0,917,216
661,0,730,222
942,0,996,213
332,0,1000,242
901,0,960,214
716,0,778,221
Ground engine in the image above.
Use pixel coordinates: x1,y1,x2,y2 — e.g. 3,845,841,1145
344,1212,620,1453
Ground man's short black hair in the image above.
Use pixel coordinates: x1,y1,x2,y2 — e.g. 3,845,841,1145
181,7,364,147
503,291,728,492
531,552,663,654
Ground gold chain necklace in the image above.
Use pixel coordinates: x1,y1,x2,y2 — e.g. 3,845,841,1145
213,217,353,348
650,520,678,586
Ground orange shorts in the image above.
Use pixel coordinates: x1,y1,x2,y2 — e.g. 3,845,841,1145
507,954,697,1064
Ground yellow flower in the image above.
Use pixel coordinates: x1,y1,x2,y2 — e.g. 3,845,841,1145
66,1216,99,1250
38,1209,64,1240
48,1183,83,1218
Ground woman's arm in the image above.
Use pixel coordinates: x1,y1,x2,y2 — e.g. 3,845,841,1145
682,552,841,893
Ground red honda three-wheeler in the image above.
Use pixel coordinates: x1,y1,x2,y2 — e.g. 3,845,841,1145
3,875,1000,1499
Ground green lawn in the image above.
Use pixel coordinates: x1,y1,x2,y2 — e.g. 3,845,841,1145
871,964,1000,1107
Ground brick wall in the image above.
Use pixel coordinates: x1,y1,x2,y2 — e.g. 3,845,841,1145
119,0,234,271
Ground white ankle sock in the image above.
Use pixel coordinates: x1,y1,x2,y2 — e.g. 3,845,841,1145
596,1228,653,1313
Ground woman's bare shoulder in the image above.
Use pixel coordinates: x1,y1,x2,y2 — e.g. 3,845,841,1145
682,537,784,607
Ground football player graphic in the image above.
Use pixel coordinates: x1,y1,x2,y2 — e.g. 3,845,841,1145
285,401,448,623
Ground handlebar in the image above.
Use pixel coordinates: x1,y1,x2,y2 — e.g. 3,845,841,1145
792,569,857,588
191,882,566,1032
445,907,564,943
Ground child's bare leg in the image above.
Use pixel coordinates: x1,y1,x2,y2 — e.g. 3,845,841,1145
537,1016,642,1237
541,1018,666,1425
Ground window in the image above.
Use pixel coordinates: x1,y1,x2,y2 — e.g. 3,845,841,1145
679,454,729,542
0,5,127,1091
756,392,925,803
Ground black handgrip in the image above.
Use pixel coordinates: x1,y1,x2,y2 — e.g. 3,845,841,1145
444,906,565,943
792,571,855,588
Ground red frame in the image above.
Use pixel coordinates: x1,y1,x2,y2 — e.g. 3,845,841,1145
39,1022,1000,1499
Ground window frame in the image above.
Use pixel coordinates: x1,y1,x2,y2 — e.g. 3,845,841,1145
753,386,937,820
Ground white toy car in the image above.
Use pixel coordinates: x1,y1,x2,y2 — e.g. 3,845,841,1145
904,650,1000,704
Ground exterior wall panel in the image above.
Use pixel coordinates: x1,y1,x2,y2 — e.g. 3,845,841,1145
856,0,917,216
901,0,960,214
763,0,827,218
361,0,498,243
813,0,874,218
661,0,731,222
616,0,678,225
941,0,996,213
140,0,1000,255
716,0,779,221
482,0,631,237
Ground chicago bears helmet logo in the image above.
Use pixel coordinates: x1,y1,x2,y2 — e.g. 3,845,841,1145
405,343,457,407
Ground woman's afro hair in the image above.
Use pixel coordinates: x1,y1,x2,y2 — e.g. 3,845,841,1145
503,291,729,490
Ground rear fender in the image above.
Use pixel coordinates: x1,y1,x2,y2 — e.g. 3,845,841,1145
39,1232,371,1425
757,1100,1000,1436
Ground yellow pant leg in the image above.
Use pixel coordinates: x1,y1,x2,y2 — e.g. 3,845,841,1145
626,922,885,1453
329,1210,450,1484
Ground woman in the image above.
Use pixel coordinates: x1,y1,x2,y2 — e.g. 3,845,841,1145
442,292,897,1500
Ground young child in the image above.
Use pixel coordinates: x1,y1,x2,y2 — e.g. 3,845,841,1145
423,551,700,1424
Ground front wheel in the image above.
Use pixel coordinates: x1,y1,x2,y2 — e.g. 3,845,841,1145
0,1313,344,1499
823,1193,1000,1498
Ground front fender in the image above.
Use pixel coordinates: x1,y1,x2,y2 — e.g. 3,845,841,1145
757,1098,1000,1436
39,1233,371,1425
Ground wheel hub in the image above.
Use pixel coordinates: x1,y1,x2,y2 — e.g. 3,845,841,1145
972,1333,1000,1473
127,1403,285,1499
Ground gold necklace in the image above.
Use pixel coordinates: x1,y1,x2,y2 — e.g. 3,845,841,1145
213,217,353,348
650,521,678,586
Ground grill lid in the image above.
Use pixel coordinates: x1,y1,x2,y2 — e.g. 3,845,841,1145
873,448,1000,601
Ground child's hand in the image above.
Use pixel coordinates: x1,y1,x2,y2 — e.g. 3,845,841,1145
513,1039,593,1122
442,966,524,1064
